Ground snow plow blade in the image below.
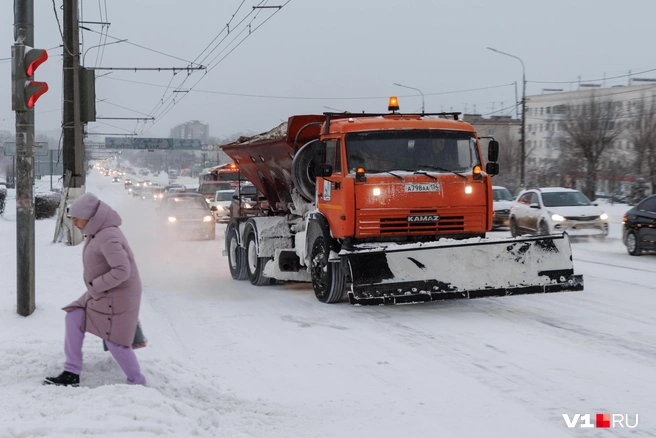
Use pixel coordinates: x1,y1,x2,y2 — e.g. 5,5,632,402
342,234,583,305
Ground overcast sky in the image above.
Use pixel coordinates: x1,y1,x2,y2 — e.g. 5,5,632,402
2,0,655,141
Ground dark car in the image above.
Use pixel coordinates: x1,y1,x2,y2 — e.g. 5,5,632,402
156,193,216,240
623,194,656,256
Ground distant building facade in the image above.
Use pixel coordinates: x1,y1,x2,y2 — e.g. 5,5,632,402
170,120,209,144
525,82,656,195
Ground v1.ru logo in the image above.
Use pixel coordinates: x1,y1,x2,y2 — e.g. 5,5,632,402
562,413,638,428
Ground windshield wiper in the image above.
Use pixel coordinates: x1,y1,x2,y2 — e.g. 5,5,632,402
413,171,437,180
367,169,404,180
418,165,467,179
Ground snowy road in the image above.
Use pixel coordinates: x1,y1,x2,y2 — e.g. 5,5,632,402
1,171,654,437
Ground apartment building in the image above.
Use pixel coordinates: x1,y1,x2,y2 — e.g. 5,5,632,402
525,82,656,194
170,120,210,144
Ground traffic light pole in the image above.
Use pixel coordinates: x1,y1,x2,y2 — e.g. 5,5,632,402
14,0,35,316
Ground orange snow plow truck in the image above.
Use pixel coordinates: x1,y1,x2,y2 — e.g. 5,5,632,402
221,100,583,305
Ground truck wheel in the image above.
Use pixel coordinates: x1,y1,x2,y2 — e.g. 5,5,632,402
626,231,642,256
226,226,247,280
245,227,274,286
310,235,345,303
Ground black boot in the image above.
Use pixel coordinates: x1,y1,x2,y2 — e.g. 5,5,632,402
43,371,80,387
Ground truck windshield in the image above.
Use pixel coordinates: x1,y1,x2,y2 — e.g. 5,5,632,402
345,130,480,174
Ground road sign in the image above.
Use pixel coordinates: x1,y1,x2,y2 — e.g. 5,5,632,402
3,141,49,156
104,137,202,150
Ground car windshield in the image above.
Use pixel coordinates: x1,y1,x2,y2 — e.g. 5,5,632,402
164,196,207,210
215,192,233,201
345,130,481,173
542,191,592,207
493,188,513,201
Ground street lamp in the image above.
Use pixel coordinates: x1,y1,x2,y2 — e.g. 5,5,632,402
82,39,128,66
393,83,425,113
487,47,526,189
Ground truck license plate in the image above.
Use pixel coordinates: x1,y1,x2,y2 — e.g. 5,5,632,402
407,215,440,222
405,183,441,193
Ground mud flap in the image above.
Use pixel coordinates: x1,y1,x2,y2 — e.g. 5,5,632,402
342,234,584,305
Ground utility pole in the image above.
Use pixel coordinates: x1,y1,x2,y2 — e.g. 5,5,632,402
487,47,526,188
62,0,85,245
13,0,36,316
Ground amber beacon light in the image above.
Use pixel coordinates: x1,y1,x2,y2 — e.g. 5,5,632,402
388,96,399,112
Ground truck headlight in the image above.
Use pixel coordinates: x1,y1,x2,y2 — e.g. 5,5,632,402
203,215,213,222
551,213,565,222
464,186,473,194
373,187,381,196
168,216,177,223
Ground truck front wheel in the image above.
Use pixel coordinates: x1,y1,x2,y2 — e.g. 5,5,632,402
310,235,345,303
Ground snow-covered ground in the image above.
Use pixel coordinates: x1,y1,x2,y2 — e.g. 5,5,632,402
0,171,654,437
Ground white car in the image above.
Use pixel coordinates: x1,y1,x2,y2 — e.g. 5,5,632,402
209,190,234,222
509,187,609,239
492,186,514,229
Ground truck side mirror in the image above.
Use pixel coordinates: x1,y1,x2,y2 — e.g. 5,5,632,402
488,140,499,162
314,164,333,178
486,162,499,175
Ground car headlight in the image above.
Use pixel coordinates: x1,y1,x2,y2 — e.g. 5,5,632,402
168,216,177,223
243,202,253,209
215,205,225,211
600,213,608,220
551,213,565,222
203,215,213,222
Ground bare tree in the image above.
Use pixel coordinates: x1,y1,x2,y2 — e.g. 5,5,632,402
628,94,656,191
560,94,624,200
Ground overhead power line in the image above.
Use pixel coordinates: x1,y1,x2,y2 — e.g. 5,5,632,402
80,26,202,66
141,1,292,134
102,76,514,101
528,67,656,85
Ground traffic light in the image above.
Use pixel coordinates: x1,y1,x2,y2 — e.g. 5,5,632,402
11,43,49,111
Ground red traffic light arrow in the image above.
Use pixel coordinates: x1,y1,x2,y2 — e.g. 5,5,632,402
25,81,49,108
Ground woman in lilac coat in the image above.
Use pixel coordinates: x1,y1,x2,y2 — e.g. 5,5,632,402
44,192,146,386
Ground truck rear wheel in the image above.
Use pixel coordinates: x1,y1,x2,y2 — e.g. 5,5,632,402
245,227,274,286
226,226,247,280
310,235,345,303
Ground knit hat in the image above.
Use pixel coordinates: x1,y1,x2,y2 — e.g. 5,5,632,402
69,192,101,220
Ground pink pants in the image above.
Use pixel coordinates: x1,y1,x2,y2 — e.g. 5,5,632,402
64,308,146,386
